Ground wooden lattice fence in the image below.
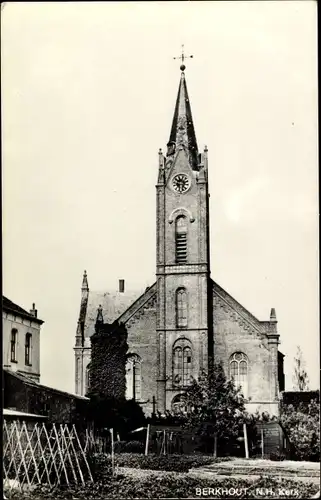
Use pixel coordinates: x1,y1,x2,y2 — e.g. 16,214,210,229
3,421,93,492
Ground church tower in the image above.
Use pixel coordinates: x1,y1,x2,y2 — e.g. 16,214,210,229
156,62,213,412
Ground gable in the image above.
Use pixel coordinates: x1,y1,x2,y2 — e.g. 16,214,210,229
118,283,157,326
212,280,267,338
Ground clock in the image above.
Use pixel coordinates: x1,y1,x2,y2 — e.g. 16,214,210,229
172,173,190,194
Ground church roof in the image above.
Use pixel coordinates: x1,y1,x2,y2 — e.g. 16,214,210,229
84,288,144,338
81,279,276,341
169,70,199,169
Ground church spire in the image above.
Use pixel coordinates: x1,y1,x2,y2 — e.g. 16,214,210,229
82,270,89,292
168,62,199,169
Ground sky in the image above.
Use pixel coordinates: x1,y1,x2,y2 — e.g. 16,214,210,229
2,1,318,393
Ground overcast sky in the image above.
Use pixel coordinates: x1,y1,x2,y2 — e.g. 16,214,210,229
2,1,318,393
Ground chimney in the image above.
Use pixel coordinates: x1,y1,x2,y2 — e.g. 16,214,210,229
270,308,277,322
119,279,125,293
30,303,38,318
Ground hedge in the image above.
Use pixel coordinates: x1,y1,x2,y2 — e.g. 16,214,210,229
90,452,230,478
4,475,319,499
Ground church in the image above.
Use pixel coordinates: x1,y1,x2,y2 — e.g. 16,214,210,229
74,61,285,417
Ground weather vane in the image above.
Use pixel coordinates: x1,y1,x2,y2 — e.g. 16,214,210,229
173,44,193,71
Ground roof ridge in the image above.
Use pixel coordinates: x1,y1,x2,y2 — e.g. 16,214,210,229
116,283,157,324
2,296,44,324
3,368,89,400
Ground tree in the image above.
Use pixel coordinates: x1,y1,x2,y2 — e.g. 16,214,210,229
293,346,310,391
89,320,128,399
182,363,247,454
280,398,320,461
87,318,146,435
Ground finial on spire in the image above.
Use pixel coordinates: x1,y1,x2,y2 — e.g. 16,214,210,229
82,270,89,291
96,304,104,324
173,44,193,72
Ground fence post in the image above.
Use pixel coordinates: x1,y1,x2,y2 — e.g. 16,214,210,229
213,433,218,458
261,427,264,459
144,424,150,456
110,428,115,476
243,423,249,459
162,430,166,455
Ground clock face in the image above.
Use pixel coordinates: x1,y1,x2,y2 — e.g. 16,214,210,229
172,173,190,194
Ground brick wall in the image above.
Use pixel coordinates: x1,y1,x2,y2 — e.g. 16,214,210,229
126,297,157,416
213,293,279,415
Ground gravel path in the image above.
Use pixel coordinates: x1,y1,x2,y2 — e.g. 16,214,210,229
117,465,320,485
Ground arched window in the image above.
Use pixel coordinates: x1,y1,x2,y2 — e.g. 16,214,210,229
176,288,188,328
175,215,187,263
230,352,248,399
173,339,193,387
125,354,142,401
25,333,32,366
10,329,18,363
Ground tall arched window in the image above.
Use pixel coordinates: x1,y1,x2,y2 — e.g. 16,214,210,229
25,333,32,366
230,352,248,399
175,215,187,263
125,354,142,401
176,288,188,328
173,339,193,387
10,329,18,363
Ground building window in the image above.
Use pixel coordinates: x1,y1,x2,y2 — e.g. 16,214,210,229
230,352,248,399
10,329,18,363
175,215,187,263
173,339,193,387
25,333,32,365
126,354,142,401
176,288,188,328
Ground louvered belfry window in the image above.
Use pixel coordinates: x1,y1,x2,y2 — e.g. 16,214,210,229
175,215,187,263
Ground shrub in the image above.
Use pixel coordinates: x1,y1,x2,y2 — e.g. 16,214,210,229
85,394,146,436
114,440,144,454
268,451,286,461
91,452,229,476
4,474,319,499
280,399,320,461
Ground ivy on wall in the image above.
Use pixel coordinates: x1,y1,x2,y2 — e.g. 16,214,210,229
89,320,128,400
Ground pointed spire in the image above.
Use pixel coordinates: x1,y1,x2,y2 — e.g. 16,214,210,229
168,69,199,169
96,304,104,325
81,270,89,291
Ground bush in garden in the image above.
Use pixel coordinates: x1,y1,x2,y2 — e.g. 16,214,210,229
182,364,248,455
85,393,146,437
268,451,287,461
114,440,145,454
280,398,320,461
90,452,230,475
